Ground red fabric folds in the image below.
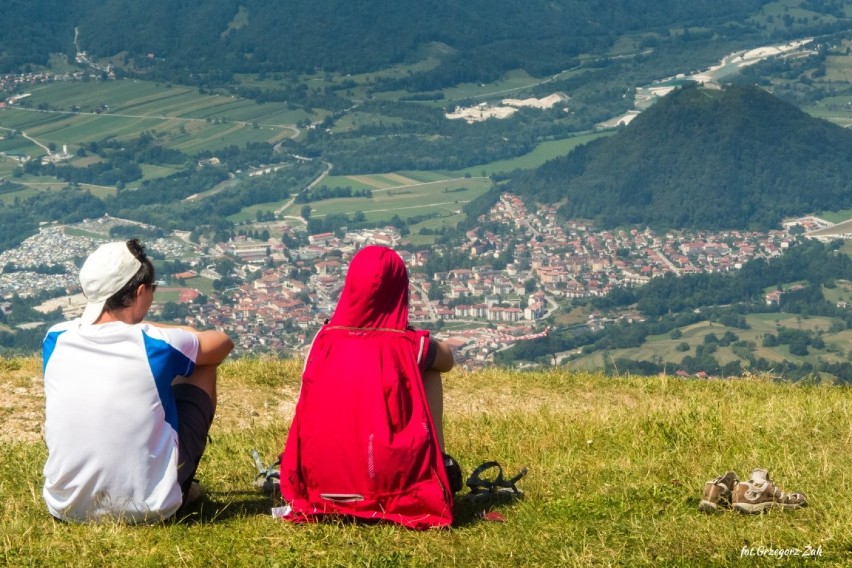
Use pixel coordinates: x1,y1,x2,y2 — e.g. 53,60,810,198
279,246,453,529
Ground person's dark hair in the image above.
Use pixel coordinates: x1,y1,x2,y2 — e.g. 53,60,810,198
103,239,156,312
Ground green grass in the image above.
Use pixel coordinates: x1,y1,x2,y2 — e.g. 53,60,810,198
0,129,38,152
2,357,849,566
138,164,184,180
814,208,852,224
181,276,215,295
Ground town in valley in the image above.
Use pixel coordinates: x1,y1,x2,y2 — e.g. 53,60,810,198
1,193,838,369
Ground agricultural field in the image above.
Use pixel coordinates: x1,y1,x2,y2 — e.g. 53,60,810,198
0,130,43,157
793,37,852,128
0,79,305,159
287,174,492,226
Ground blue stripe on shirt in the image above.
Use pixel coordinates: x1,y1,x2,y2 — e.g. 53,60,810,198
142,331,195,432
42,329,66,374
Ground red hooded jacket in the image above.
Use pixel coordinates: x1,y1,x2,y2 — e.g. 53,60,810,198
279,246,453,529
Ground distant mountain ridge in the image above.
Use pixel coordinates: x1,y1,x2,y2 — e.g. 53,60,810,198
2,0,770,79
508,85,852,230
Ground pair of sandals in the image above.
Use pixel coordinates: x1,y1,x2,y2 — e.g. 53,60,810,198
252,449,527,500
464,461,528,498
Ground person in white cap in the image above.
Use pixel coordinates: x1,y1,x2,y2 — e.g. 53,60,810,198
41,239,234,523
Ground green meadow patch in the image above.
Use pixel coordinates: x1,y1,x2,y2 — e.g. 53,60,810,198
227,199,291,224
288,175,492,225
453,132,613,177
0,131,43,156
181,276,215,296
440,69,543,102
822,280,852,305
814,208,852,224
138,164,184,181
2,357,850,566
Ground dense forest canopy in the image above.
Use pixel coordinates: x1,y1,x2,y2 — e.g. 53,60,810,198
507,85,852,230
2,0,772,81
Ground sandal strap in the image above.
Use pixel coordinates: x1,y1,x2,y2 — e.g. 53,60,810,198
466,461,527,495
251,449,281,492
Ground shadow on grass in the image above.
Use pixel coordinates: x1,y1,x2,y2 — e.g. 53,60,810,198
174,489,525,528
175,490,277,524
452,491,525,527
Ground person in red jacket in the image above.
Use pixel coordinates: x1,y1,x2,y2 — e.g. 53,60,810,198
279,245,459,529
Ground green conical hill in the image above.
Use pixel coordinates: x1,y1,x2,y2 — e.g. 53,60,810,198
512,85,852,230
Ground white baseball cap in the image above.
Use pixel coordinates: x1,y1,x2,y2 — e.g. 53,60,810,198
79,241,142,325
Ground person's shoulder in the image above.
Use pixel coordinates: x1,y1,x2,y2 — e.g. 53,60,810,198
46,320,76,334
140,323,196,342
138,325,200,363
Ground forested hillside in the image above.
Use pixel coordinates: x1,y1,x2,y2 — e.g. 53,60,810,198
508,85,852,230
2,0,772,82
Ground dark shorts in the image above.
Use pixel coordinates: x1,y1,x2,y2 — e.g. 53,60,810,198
420,337,438,372
173,383,214,498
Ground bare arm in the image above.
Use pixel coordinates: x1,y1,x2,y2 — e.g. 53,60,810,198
144,321,233,365
195,330,234,365
430,339,454,373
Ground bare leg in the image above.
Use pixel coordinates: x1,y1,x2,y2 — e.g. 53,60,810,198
422,369,445,451
173,364,218,409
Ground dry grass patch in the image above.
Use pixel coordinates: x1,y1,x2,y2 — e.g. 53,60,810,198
0,357,43,444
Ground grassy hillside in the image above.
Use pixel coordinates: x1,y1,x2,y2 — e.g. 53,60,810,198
2,357,850,566
565,310,852,374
